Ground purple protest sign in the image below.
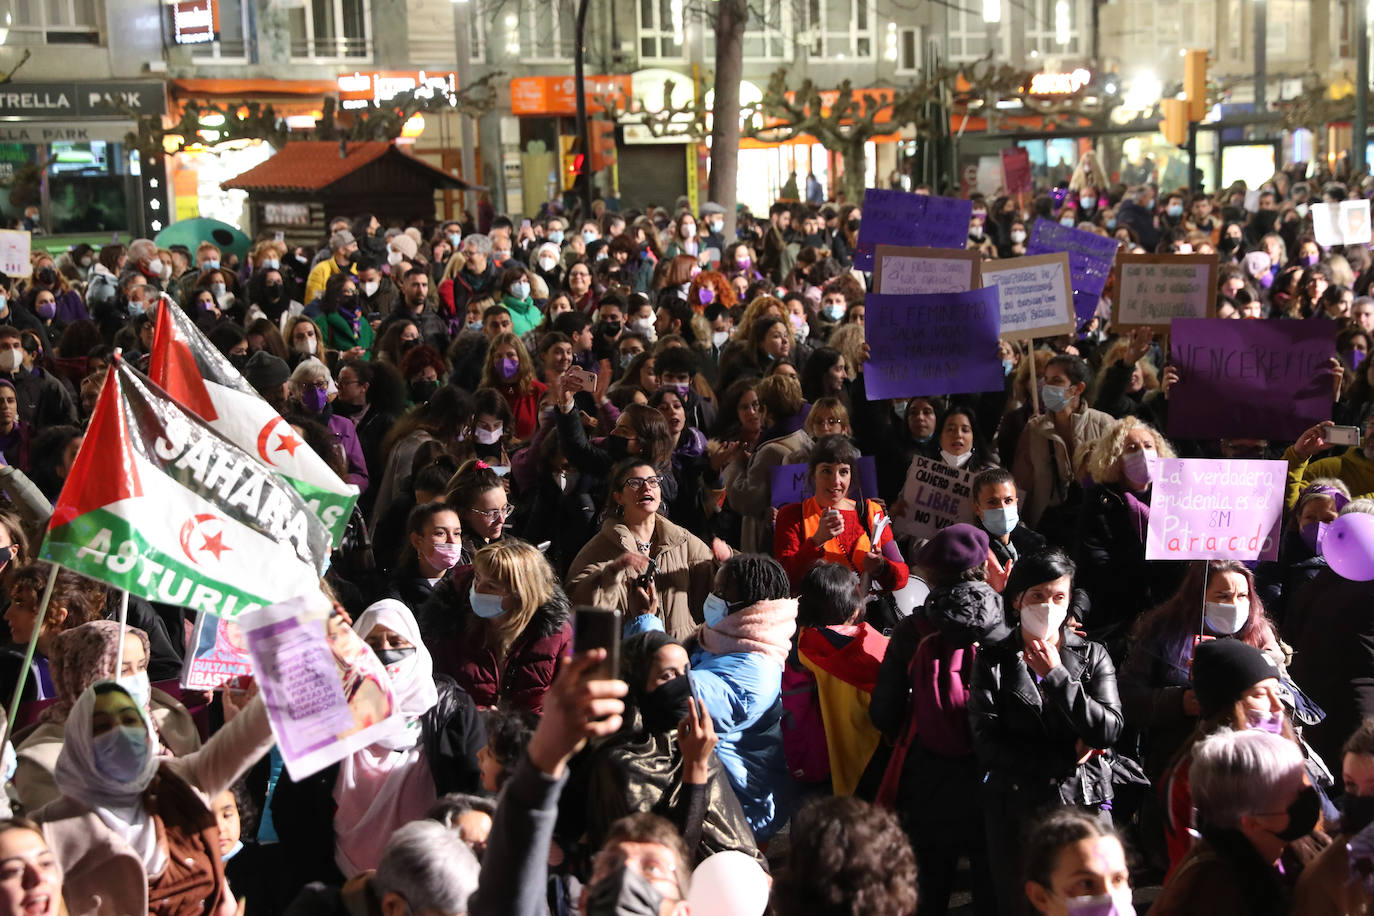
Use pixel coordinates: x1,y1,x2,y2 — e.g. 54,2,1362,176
1145,458,1286,562
769,456,879,508
1167,318,1336,440
1025,219,1120,326
854,189,973,271
862,287,1003,398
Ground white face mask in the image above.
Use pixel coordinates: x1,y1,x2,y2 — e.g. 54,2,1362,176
712,330,730,347
475,425,503,445
1011,229,1027,243
1020,601,1068,640
940,449,972,468
294,337,317,356
0,349,22,373
147,257,164,276
538,256,557,271
387,250,403,266
1204,598,1250,635
362,279,380,297
630,317,657,341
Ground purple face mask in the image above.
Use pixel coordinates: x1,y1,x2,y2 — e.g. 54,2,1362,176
698,287,715,306
1304,253,1320,267
301,386,328,412
499,356,519,381
736,257,752,270
1246,708,1285,735
35,300,55,320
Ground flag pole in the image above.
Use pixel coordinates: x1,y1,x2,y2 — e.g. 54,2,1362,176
0,562,59,752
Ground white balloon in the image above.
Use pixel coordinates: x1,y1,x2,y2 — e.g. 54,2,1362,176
686,850,770,916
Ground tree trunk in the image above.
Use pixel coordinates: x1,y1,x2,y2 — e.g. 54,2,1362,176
709,0,746,240
839,138,868,207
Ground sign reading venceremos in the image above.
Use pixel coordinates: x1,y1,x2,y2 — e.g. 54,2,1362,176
40,358,332,618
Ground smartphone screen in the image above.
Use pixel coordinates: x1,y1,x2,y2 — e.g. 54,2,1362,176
573,606,622,680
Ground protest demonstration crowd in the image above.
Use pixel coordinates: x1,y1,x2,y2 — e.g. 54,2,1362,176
5,151,1374,916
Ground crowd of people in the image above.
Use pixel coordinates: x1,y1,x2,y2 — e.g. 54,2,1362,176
0,155,1371,915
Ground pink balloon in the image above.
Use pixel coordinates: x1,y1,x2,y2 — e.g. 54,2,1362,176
1321,512,1374,581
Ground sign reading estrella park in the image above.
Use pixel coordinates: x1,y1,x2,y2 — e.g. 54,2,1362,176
0,81,168,118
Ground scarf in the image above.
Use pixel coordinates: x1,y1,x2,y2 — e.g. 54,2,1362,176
697,598,798,666
44,620,150,724
333,601,440,878
54,681,165,874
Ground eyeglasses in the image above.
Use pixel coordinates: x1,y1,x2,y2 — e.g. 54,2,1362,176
592,849,679,888
470,505,513,522
622,476,663,491
819,417,845,428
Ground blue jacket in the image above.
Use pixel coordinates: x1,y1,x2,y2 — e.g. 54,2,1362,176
690,642,798,839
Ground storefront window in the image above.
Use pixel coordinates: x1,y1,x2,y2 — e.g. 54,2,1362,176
1017,138,1079,186
48,142,131,234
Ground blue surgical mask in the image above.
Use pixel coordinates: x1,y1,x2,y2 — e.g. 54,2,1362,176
93,724,150,783
982,505,1018,538
1105,217,1117,230
822,304,845,321
223,840,244,862
128,298,147,317
210,282,227,300
548,230,564,245
465,320,483,332
583,230,598,244
447,232,462,248
620,352,636,369
511,280,531,300
1041,383,1073,413
469,585,507,619
118,670,152,709
703,593,730,627
202,259,220,271
261,258,279,271
1002,358,1014,376
1166,204,1184,218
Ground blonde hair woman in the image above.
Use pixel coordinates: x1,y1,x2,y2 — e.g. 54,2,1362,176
416,539,572,713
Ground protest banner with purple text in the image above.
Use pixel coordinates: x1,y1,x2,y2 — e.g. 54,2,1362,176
1144,458,1286,562
862,286,1003,399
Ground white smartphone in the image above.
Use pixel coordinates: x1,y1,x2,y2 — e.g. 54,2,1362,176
1327,424,1361,446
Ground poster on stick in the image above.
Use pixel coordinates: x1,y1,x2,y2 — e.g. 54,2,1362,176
1144,458,1285,562
243,594,402,780
892,456,977,541
1167,318,1336,440
872,244,980,295
979,252,1076,340
853,190,973,270
1113,253,1218,331
862,286,1003,398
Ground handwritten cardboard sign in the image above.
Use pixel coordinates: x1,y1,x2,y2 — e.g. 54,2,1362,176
872,245,981,295
979,252,1076,340
1025,219,1119,325
862,286,1003,398
1113,252,1218,331
1001,147,1033,196
1312,199,1373,247
893,455,977,541
1144,458,1285,561
243,594,402,780
770,456,880,508
0,231,31,277
854,189,973,271
1167,318,1336,440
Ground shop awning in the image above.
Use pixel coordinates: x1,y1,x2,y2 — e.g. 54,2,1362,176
170,78,340,100
221,140,475,192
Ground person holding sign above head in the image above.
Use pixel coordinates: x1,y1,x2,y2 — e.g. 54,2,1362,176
1092,327,1165,426
972,467,1047,568
1011,354,1114,547
1074,417,1186,652
774,435,908,594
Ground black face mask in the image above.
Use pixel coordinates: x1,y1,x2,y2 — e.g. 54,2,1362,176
605,435,632,460
1274,785,1321,841
847,219,861,232
375,646,415,667
640,674,692,734
340,294,359,310
1342,793,1374,835
410,379,440,403
1218,236,1241,254
600,320,622,337
35,267,55,285
400,338,420,354
332,399,364,418
586,865,666,916
228,352,250,372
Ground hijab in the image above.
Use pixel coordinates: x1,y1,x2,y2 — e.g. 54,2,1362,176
54,682,163,872
333,600,440,878
44,621,149,724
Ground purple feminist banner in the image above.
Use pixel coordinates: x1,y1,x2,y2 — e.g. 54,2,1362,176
1167,318,1336,440
1026,219,1120,326
863,287,1003,399
1145,458,1286,562
854,189,973,270
770,456,879,508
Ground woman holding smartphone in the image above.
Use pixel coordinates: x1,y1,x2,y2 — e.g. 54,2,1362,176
773,435,908,593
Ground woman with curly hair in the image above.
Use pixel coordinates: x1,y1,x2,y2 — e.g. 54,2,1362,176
1074,415,1185,649
687,270,737,315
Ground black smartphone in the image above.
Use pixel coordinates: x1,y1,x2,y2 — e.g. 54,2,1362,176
573,606,622,680
634,557,658,591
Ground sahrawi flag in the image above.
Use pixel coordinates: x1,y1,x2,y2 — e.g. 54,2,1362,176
39,358,332,618
149,302,357,545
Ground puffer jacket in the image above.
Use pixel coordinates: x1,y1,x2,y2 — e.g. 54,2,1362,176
968,627,1124,808
417,565,572,712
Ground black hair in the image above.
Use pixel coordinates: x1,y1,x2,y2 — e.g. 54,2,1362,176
1003,549,1077,608
796,563,861,629
807,434,861,476
1022,808,1122,891
553,311,593,336
427,793,496,827
481,304,511,321
482,705,539,789
654,345,698,378
413,463,459,499
800,346,845,402
1047,353,1090,389
971,466,1015,503
720,553,791,606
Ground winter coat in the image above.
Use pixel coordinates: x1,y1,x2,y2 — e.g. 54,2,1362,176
565,515,717,642
1152,828,1291,916
1012,403,1114,529
968,627,1124,810
726,428,811,554
416,566,572,712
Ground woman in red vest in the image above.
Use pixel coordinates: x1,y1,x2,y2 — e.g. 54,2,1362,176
774,434,908,593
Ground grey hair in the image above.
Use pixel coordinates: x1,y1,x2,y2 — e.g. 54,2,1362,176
289,357,328,391
1342,498,1374,516
464,233,493,256
1189,728,1304,830
127,238,157,261
373,820,480,913
330,230,355,251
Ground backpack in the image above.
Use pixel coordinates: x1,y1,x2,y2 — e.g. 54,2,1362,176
780,657,830,783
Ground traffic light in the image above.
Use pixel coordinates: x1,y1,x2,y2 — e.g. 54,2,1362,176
560,135,582,191
589,119,617,173
1183,49,1208,121
1160,98,1189,146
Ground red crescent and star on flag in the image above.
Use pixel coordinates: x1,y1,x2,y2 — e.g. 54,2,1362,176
255,417,303,466
178,513,232,565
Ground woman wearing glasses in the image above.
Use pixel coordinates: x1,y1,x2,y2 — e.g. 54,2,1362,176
567,459,730,641
444,460,513,563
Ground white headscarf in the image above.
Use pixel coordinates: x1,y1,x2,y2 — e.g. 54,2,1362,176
54,681,165,874
333,600,441,878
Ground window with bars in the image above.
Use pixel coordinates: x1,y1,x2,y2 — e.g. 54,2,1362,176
522,0,574,61
288,0,370,60
11,0,101,45
638,0,684,60
802,0,875,59
189,0,251,62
